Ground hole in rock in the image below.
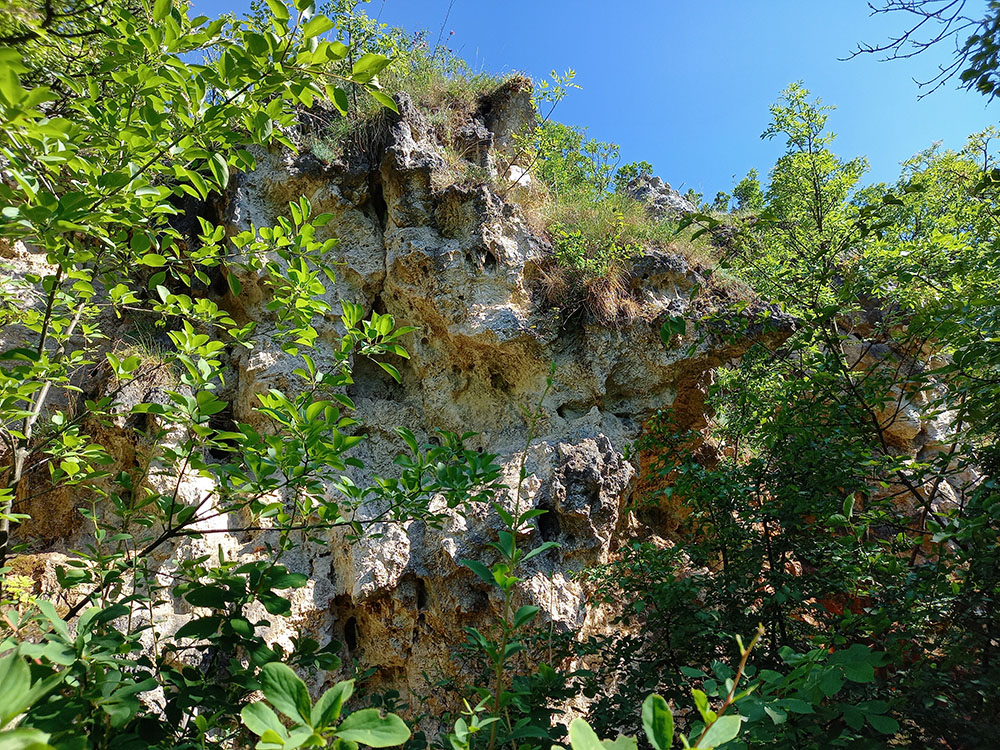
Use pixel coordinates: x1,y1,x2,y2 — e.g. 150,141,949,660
125,410,154,436
614,412,635,430
346,352,407,401
208,266,230,297
415,578,428,611
586,480,601,508
483,249,498,272
469,589,489,612
556,402,591,421
207,405,238,460
368,175,388,230
537,507,560,542
490,370,511,394
344,616,359,652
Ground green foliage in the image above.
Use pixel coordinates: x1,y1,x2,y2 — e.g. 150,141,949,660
549,219,640,278
614,161,654,193
567,630,763,750
731,169,764,213
241,663,410,749
611,81,1000,749
530,122,620,200
301,7,506,164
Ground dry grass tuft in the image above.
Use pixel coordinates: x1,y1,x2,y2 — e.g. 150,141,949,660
531,257,645,326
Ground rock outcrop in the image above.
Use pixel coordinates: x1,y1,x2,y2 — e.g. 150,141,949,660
624,174,698,217
0,86,786,710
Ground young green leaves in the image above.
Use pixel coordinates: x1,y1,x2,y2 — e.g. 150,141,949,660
242,663,411,750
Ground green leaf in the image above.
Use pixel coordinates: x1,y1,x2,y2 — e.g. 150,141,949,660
0,654,31,725
184,585,230,608
567,718,605,750
830,645,879,683
461,559,494,586
260,728,288,747
0,66,26,107
601,736,637,750
0,727,54,750
0,348,39,362
778,698,813,714
152,0,171,21
513,605,539,628
660,316,686,345
377,362,401,383
34,600,70,640
818,668,845,697
313,680,354,728
842,660,876,682
695,715,742,749
302,15,334,38
209,152,230,189
259,591,293,615
228,273,243,296
139,253,167,267
352,53,392,78
327,41,349,60
368,89,398,113
867,713,899,734
335,709,411,747
260,663,313,725
326,85,350,115
842,495,855,519
174,615,223,639
522,541,559,562
691,689,713,724
242,703,287,738
270,572,308,589
265,0,289,21
230,617,253,637
641,694,674,750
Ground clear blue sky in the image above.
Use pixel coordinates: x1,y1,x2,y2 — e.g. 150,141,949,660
194,0,996,197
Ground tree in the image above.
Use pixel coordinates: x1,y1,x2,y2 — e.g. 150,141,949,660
731,168,764,213
590,82,1000,748
613,160,653,193
851,0,1000,99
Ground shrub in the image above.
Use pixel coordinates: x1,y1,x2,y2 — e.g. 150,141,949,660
614,160,654,193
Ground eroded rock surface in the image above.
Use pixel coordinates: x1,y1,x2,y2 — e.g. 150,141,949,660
1,88,789,709
624,174,698,217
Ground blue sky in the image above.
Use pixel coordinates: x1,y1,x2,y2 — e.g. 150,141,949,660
194,0,996,197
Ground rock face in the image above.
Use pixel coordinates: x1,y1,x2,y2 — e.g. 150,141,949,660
624,174,698,217
1,87,783,711
209,91,772,700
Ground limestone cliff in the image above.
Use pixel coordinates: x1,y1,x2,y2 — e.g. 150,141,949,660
0,83,838,710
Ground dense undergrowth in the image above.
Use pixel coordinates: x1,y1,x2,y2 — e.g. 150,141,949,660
0,1,999,750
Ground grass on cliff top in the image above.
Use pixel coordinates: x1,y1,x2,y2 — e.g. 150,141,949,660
301,17,748,322
308,35,516,165
526,190,741,323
